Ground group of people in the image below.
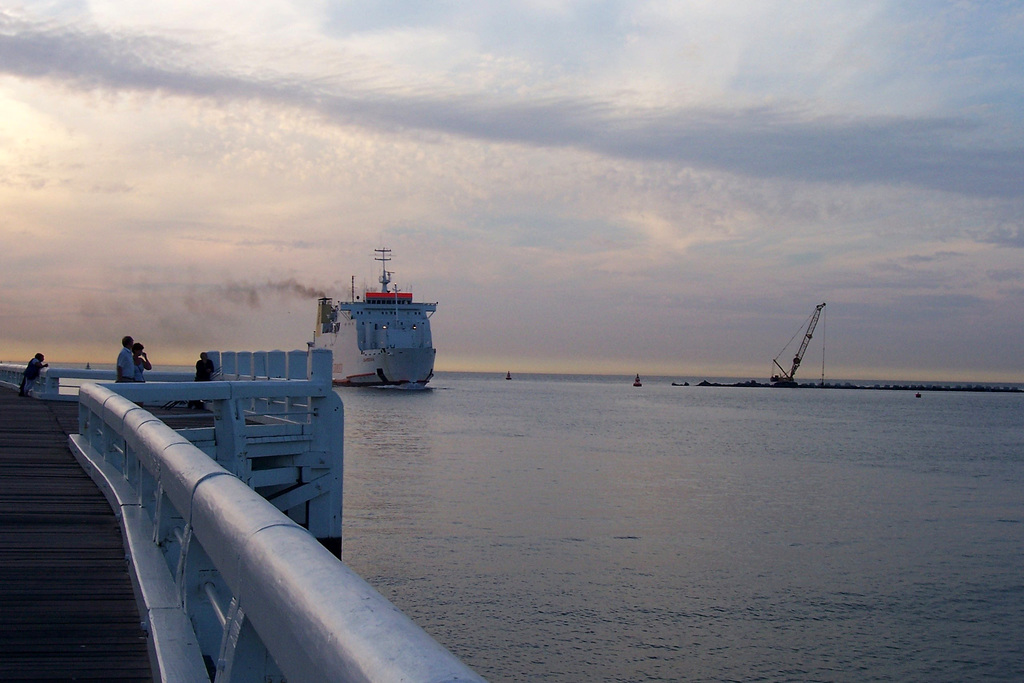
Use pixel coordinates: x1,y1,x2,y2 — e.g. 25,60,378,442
116,335,152,383
17,340,215,398
117,337,216,409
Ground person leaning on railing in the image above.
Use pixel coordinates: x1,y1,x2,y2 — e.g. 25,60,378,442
19,353,47,396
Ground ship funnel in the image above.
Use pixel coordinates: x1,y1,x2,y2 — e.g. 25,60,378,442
316,297,333,327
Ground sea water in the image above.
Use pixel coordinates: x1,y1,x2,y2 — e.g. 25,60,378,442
338,373,1024,682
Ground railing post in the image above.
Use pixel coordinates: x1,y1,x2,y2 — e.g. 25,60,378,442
286,350,308,415
268,351,288,415
211,397,247,479
308,349,332,389
205,351,220,376
237,353,252,380
220,352,236,378
79,400,93,449
153,481,186,570
308,392,343,558
124,442,142,504
266,351,285,379
252,352,268,379
286,351,307,381
38,370,60,400
137,450,159,521
307,349,343,556
216,599,282,682
176,524,225,666
105,423,126,475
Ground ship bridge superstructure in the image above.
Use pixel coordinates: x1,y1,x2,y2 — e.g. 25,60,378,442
323,292,436,353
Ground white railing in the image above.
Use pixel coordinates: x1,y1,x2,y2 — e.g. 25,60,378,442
63,348,484,683
0,363,194,400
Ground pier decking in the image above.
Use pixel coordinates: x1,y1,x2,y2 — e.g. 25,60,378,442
0,388,153,681
0,354,486,683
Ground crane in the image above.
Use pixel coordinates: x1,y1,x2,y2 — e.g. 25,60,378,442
770,302,826,386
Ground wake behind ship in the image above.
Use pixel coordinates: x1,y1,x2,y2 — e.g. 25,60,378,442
313,249,437,387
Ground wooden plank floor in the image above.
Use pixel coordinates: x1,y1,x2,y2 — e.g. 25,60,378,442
0,388,153,681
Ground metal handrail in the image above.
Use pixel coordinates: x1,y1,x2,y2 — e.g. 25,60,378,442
64,349,484,683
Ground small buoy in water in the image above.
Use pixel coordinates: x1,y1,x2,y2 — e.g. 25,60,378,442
633,374,642,387
915,393,922,398
506,371,512,380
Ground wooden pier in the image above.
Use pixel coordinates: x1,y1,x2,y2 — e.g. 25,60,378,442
0,388,153,681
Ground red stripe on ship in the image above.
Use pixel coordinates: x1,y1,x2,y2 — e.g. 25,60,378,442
364,292,413,301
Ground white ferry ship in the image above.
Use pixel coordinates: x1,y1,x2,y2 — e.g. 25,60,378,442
313,249,437,387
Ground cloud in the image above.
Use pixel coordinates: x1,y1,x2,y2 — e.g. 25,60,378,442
2,5,1023,380
983,225,1024,248
2,12,1022,199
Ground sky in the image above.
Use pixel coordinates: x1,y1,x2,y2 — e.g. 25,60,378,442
1,1,1023,382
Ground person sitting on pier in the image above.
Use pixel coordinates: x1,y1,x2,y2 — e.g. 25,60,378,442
116,335,135,382
19,353,47,397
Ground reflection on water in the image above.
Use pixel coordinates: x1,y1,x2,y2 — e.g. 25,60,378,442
346,390,434,459
339,374,1024,682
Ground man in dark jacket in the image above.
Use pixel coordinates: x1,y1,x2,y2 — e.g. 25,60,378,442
195,352,215,381
20,353,47,397
189,352,216,408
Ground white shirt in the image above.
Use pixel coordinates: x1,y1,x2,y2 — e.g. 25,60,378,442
117,346,134,381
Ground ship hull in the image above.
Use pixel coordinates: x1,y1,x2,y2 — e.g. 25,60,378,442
333,347,436,387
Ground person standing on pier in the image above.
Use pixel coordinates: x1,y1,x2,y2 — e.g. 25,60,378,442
188,352,215,408
19,353,47,396
195,352,215,382
132,342,151,382
116,335,135,382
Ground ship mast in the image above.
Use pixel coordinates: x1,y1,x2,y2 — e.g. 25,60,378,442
375,248,392,293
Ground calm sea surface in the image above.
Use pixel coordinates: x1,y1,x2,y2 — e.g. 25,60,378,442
337,373,1024,682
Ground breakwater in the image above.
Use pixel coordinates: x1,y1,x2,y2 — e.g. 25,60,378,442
695,379,1022,392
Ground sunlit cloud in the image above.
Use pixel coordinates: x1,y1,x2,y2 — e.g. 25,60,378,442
2,12,1021,198
0,3,1022,380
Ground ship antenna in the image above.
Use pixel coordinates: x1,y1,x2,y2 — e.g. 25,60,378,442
375,247,392,293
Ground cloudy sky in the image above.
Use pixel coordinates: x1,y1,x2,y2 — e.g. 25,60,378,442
2,1,1022,381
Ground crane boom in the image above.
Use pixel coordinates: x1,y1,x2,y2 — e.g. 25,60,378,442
771,303,826,385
